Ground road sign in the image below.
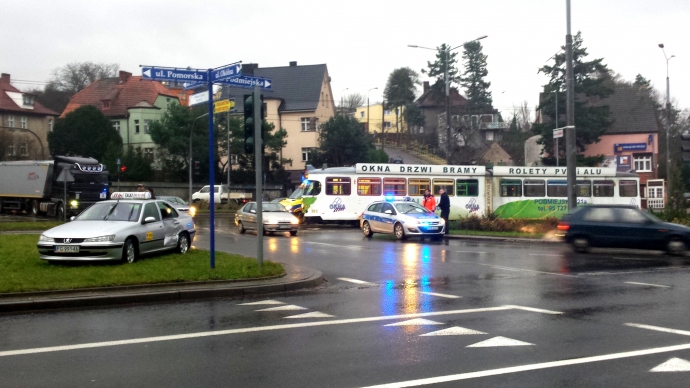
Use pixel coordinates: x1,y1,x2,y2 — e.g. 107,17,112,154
553,128,564,139
141,67,207,83
116,158,121,165
56,168,74,183
189,91,209,106
221,75,272,90
214,99,235,114
183,81,204,90
211,63,242,82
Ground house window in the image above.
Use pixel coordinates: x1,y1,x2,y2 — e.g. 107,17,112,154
301,147,315,162
7,116,14,128
102,100,110,109
144,148,154,161
112,121,120,133
7,143,15,156
383,121,391,129
48,118,53,132
384,109,391,116
301,117,317,131
633,153,652,172
230,154,238,164
19,143,28,156
485,131,494,141
20,116,27,129
144,120,151,134
22,95,34,106
360,111,365,118
134,120,140,134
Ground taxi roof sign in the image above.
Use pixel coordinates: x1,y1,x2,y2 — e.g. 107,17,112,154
110,192,152,200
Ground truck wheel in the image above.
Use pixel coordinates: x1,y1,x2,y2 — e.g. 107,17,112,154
57,203,65,220
30,200,39,217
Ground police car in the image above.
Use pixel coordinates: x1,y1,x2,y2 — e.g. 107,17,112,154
360,199,445,240
37,192,196,263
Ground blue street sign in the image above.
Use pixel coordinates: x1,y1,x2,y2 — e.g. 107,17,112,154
211,63,242,82
182,81,205,90
141,67,207,83
220,75,272,90
116,158,121,165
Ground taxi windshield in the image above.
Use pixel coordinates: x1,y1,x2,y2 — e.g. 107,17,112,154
394,202,431,214
77,202,143,221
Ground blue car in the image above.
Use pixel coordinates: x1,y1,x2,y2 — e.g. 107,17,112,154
360,200,445,240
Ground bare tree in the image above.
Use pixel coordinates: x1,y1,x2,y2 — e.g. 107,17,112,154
48,62,119,96
512,101,532,132
338,93,366,113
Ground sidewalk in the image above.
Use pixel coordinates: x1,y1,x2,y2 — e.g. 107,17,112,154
0,263,323,314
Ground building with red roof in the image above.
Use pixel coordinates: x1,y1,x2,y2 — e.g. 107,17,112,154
1,73,59,160
61,71,179,161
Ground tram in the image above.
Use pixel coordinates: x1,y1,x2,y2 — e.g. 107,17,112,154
298,163,640,223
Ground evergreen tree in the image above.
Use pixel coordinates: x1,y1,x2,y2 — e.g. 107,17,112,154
531,32,614,165
460,40,492,111
383,67,419,136
311,116,386,167
421,44,460,103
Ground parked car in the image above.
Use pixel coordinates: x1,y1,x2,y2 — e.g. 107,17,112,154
235,202,299,236
558,204,690,255
158,195,196,217
37,192,196,263
360,199,445,240
191,185,230,204
390,156,404,164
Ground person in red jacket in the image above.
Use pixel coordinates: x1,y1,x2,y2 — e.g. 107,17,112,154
423,189,436,212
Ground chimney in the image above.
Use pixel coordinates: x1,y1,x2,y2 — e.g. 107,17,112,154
119,71,132,84
1,73,9,84
242,63,258,76
289,61,297,67
423,81,429,93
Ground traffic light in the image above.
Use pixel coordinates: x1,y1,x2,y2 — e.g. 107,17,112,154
120,166,127,173
682,133,690,162
193,160,200,175
243,92,265,154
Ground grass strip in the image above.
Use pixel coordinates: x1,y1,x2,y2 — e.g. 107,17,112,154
449,229,545,238
0,221,64,232
0,235,284,294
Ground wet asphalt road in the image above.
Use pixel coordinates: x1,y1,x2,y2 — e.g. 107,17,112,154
3,216,690,387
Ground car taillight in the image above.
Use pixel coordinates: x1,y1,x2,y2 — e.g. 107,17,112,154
557,222,570,231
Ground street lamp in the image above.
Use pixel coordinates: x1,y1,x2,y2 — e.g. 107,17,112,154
551,89,559,166
341,88,349,116
367,87,378,133
408,35,487,163
189,112,209,202
659,43,675,196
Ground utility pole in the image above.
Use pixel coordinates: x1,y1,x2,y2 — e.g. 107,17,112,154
226,111,231,186
659,43,675,198
253,85,263,267
445,44,452,163
382,100,386,153
565,0,577,212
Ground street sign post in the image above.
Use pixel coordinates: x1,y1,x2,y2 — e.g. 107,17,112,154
214,99,235,114
56,168,74,222
141,67,208,83
553,128,564,138
222,75,272,90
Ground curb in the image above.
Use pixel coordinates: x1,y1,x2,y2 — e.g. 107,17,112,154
445,234,561,244
0,264,324,314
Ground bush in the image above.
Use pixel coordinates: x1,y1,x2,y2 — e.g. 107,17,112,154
451,214,558,234
195,200,240,212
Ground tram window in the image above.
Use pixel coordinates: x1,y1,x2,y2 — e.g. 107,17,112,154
357,178,381,196
619,180,638,197
304,180,321,196
576,180,591,197
408,178,430,196
383,178,406,196
500,179,522,197
547,180,567,197
433,179,454,196
593,180,614,197
326,177,351,195
456,179,479,196
524,180,545,197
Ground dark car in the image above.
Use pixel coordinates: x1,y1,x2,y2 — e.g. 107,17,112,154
558,204,690,255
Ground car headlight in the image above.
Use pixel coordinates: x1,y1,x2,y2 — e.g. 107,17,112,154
69,200,79,209
439,218,445,224
189,206,197,217
39,235,54,242
291,217,299,225
84,235,116,242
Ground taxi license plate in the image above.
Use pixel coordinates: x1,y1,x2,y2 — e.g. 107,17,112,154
55,246,79,253
279,225,291,229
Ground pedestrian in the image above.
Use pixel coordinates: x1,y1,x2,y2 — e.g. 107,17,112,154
137,183,155,199
423,189,436,212
438,188,450,234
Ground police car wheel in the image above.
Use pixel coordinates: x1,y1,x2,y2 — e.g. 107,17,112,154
394,223,406,240
362,221,373,237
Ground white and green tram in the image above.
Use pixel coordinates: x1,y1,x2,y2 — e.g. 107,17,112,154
299,164,640,223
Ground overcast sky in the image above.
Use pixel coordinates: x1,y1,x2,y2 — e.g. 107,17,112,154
2,0,688,119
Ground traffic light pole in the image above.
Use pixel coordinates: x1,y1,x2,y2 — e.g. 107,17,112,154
207,70,216,269
254,85,263,267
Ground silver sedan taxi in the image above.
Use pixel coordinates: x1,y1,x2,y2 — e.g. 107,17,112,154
37,192,196,263
360,200,445,240
235,202,299,236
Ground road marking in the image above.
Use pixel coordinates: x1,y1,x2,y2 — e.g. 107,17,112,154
650,357,690,372
529,254,562,257
625,323,690,337
358,342,690,388
456,251,487,254
305,241,363,249
418,291,461,299
238,300,285,305
625,281,671,288
467,336,533,347
505,305,562,315
338,277,373,285
0,305,557,358
255,305,308,312
385,318,444,326
488,265,577,278
284,312,335,319
421,327,486,336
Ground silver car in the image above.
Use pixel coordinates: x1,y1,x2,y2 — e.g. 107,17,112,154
360,200,445,240
37,193,196,263
235,202,299,236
